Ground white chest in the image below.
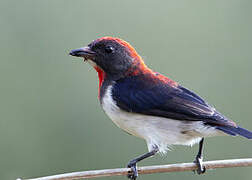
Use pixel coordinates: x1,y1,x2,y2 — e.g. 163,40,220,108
101,85,143,138
101,85,219,153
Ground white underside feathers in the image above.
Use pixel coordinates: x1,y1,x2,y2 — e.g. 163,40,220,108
101,85,222,154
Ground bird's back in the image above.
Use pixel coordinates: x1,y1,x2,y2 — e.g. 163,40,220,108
109,72,235,127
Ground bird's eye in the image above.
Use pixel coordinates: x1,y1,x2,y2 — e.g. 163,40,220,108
105,46,114,53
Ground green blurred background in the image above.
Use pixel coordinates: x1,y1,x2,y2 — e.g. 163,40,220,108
1,0,252,180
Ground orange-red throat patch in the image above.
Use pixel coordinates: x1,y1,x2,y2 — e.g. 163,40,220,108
94,66,106,98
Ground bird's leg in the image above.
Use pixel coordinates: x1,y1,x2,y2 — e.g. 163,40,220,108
193,138,206,174
127,147,159,180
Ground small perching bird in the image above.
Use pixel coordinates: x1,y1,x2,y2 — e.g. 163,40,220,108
69,37,252,180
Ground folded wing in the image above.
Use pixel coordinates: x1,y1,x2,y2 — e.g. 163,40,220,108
112,74,236,127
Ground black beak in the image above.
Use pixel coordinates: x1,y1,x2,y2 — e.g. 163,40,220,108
69,46,95,60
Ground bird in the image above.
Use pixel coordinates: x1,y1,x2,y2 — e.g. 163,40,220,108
69,37,252,180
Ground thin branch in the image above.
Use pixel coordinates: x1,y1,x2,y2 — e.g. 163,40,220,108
18,158,252,180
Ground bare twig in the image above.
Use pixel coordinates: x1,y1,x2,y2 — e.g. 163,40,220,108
18,158,252,180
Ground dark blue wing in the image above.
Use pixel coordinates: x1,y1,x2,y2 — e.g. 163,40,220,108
112,74,235,127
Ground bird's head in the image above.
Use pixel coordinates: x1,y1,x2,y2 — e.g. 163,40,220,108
69,37,149,80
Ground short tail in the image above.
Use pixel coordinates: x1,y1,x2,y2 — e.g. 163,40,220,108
216,126,252,139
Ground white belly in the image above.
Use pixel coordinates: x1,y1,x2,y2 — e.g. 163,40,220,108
101,85,221,153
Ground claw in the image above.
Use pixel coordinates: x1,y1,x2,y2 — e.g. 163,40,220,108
126,148,158,179
193,156,206,175
127,160,138,180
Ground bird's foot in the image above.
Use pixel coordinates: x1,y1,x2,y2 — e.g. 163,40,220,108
127,160,138,180
193,156,206,175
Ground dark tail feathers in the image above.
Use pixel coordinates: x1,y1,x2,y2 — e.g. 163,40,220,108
216,126,252,139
